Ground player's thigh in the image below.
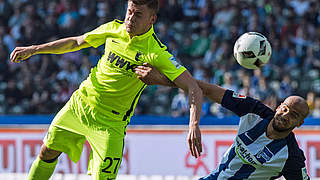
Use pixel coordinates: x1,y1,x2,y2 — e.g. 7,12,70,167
44,101,87,163
44,125,87,163
87,127,125,179
49,99,87,134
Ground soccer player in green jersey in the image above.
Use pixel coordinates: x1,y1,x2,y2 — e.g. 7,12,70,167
10,0,203,179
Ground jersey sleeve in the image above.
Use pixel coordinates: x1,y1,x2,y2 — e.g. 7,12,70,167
152,50,186,81
281,133,310,180
83,21,114,48
282,164,310,180
221,89,274,118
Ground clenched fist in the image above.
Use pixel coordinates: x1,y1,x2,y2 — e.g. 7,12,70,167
10,46,36,63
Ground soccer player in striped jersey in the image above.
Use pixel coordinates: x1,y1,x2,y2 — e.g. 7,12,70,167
10,0,203,179
135,64,310,179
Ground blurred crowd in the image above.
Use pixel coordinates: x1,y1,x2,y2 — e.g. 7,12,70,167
0,0,320,118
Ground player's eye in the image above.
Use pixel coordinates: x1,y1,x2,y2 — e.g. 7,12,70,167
135,13,142,18
282,106,288,112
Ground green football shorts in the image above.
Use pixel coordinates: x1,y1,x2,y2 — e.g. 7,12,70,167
44,90,127,179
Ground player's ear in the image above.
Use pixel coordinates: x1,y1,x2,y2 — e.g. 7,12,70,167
150,14,157,24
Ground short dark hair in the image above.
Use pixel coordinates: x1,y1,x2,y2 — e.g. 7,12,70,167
128,0,159,14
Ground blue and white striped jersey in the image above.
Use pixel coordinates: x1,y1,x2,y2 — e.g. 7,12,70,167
200,90,309,180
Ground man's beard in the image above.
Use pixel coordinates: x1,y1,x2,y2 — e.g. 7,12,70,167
272,120,293,132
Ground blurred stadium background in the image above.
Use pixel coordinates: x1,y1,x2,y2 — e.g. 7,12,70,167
1,0,320,179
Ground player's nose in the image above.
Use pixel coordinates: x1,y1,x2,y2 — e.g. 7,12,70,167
128,14,134,22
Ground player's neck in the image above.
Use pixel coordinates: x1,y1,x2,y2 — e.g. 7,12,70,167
266,121,292,139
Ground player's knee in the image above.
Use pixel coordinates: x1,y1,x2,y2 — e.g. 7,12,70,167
39,144,61,161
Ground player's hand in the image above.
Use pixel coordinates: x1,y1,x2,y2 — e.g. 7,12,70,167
135,63,160,85
10,46,36,63
188,124,202,158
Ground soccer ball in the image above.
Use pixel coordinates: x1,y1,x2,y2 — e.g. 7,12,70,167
233,32,272,69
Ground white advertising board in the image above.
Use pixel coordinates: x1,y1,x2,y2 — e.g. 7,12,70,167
0,128,319,178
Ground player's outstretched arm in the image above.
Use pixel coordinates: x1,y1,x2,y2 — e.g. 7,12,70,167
10,35,91,63
136,64,203,158
174,70,203,158
196,80,226,105
135,64,226,104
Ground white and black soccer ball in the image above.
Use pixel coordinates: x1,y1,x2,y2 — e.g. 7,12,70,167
233,32,272,69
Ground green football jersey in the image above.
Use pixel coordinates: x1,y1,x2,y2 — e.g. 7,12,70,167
78,19,186,124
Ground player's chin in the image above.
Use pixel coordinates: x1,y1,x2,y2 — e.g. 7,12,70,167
272,120,283,130
126,26,135,33
272,120,291,132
